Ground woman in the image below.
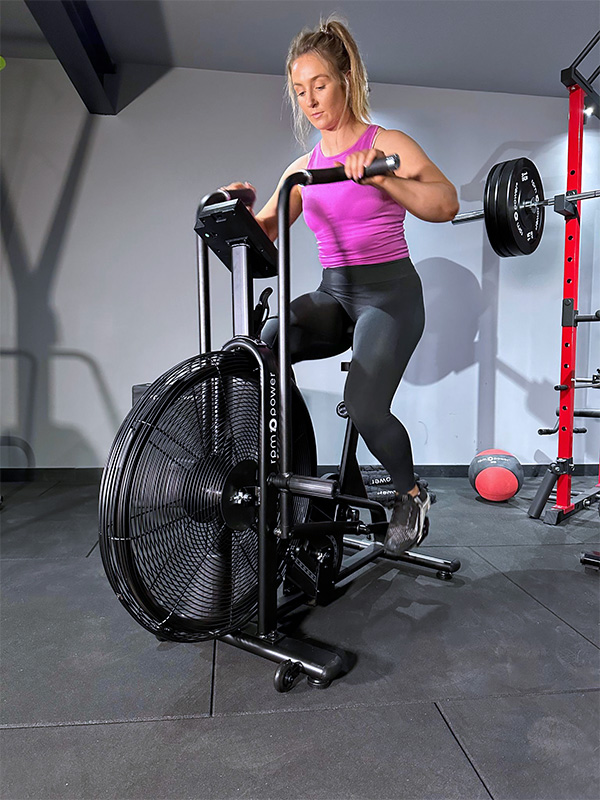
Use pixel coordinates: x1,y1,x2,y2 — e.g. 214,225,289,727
224,18,459,554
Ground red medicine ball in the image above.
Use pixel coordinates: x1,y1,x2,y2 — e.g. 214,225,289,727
468,449,524,502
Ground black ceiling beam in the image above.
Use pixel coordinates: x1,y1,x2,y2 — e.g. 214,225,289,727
24,0,117,114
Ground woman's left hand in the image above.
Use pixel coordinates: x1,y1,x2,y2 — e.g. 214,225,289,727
336,148,392,186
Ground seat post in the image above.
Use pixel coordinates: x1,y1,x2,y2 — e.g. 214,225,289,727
337,361,368,499
338,419,368,498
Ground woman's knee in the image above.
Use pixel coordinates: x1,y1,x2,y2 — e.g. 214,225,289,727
344,391,387,435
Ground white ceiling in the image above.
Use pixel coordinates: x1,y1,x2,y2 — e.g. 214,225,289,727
1,0,599,98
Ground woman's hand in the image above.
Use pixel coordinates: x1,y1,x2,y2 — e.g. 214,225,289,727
219,181,257,208
336,148,390,186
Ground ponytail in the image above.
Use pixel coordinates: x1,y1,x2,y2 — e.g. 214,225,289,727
285,15,371,147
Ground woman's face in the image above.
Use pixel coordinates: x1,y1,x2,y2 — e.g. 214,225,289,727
291,52,349,131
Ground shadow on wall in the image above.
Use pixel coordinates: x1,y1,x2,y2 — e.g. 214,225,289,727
404,258,483,385
401,136,579,458
405,257,556,453
1,114,120,468
457,140,548,203
1,347,123,467
1,0,174,467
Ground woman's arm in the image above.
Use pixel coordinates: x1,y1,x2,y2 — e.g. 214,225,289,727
343,129,459,223
254,153,310,241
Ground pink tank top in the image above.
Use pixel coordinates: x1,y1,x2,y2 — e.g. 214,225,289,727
302,125,410,268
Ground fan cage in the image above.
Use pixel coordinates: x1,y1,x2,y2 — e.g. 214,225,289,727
99,350,315,642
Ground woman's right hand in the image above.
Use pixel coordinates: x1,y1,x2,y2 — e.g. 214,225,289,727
219,181,257,209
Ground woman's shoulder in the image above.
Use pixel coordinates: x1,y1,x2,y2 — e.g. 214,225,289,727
373,126,413,148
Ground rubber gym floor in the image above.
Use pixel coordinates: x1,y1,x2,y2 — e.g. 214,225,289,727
0,474,598,800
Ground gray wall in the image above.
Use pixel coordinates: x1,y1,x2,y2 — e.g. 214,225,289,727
1,58,598,468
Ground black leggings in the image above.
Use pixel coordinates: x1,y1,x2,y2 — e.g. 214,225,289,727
266,258,425,494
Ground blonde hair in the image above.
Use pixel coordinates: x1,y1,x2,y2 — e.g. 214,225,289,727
285,15,371,147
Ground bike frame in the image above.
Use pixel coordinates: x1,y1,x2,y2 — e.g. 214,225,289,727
194,163,460,685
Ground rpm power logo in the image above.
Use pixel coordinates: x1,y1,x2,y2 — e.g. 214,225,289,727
268,375,278,465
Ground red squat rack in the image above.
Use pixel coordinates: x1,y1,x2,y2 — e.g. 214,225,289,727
528,32,600,525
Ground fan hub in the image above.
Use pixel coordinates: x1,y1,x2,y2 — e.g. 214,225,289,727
221,459,259,531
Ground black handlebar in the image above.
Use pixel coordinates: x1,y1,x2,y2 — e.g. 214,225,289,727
199,154,400,215
303,154,400,185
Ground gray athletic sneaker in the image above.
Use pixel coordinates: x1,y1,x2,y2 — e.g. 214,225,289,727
384,485,431,555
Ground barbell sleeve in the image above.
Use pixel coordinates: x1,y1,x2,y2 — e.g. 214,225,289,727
452,188,600,225
522,189,600,209
568,189,600,202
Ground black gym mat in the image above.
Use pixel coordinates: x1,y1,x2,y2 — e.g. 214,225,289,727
1,480,100,559
438,691,600,800
212,543,599,715
471,543,600,646
0,554,213,727
425,477,589,547
1,476,598,800
0,702,490,800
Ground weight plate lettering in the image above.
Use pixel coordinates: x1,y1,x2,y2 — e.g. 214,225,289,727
485,158,545,257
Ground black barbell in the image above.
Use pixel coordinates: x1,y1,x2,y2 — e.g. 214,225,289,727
452,157,600,257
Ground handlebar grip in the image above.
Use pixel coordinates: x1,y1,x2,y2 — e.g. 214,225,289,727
305,154,400,185
363,154,400,178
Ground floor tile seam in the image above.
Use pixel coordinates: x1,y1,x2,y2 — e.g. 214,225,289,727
564,530,600,545
1,520,99,525
439,686,600,704
472,548,600,650
38,482,62,498
209,640,217,716
461,541,600,547
0,700,434,731
86,541,99,558
0,555,97,562
2,508,98,516
0,713,213,731
2,687,597,731
1,522,99,529
434,702,494,800
210,684,600,719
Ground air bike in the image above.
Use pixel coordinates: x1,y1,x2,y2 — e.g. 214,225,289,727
99,155,461,692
